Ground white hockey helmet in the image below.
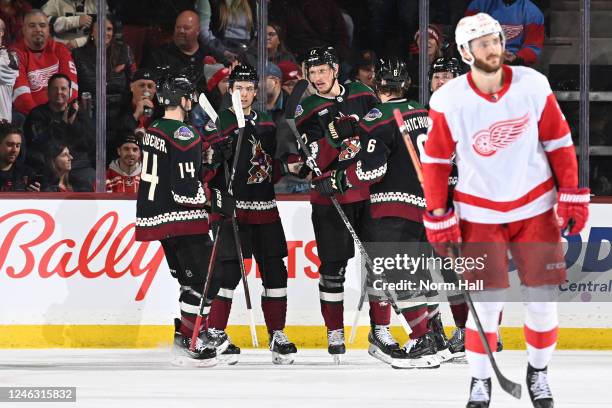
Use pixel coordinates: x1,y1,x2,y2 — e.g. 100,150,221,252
455,13,505,65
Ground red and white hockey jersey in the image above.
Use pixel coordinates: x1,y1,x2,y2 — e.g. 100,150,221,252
422,65,578,223
11,38,78,115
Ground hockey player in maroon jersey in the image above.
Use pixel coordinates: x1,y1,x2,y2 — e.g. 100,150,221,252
204,65,297,365
135,73,235,366
421,13,589,407
294,46,393,362
313,59,456,369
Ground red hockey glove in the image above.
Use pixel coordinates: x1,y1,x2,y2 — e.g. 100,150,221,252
423,209,462,256
327,115,358,147
556,187,590,235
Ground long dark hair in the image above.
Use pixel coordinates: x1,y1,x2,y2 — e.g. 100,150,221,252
90,15,123,69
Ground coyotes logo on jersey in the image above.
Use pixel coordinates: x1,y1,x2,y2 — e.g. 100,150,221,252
472,113,530,157
247,135,272,184
338,136,361,161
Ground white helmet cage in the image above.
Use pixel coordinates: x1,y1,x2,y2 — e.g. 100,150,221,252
455,13,506,65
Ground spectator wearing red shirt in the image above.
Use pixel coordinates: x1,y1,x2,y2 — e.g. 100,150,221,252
106,132,141,193
11,9,78,116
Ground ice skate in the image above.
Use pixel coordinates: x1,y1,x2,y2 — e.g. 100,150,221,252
466,377,491,407
448,327,467,362
527,364,554,408
428,313,454,363
218,343,240,365
327,328,346,364
269,330,297,365
206,327,230,355
171,319,217,367
391,332,440,369
367,325,402,364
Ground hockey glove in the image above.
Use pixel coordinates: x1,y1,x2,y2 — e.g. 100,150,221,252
311,170,349,196
423,209,462,257
327,115,358,147
209,188,236,217
211,137,233,164
279,153,308,178
556,187,590,235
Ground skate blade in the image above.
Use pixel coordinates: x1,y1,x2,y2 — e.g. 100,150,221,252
367,344,392,365
332,354,342,365
171,355,218,368
272,352,295,365
217,353,239,365
449,352,467,363
391,355,440,369
436,348,455,364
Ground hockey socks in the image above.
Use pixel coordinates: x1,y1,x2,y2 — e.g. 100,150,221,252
448,294,469,328
369,301,391,326
208,289,234,330
262,295,288,332
465,300,503,380
524,302,558,369
401,303,429,339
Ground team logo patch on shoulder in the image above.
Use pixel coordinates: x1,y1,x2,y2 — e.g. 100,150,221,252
364,108,382,122
295,105,304,117
174,126,194,141
204,120,216,132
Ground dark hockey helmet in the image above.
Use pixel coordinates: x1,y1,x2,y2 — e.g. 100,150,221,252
229,64,258,88
304,46,339,70
429,57,462,81
374,58,410,91
156,74,197,107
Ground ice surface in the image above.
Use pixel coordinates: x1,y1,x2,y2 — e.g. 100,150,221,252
0,349,609,408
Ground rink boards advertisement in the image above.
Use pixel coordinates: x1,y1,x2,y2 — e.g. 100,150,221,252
0,197,611,349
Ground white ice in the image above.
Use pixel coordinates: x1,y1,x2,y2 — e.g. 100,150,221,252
0,349,609,408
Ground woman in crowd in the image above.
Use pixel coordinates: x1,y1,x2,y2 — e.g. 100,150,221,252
196,0,256,62
42,142,92,192
266,23,295,64
72,15,134,114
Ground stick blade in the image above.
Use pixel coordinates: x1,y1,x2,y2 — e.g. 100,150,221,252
285,79,310,120
498,375,522,399
231,90,245,128
198,93,218,123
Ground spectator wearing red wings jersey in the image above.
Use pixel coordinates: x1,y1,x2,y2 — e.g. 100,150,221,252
421,13,588,408
11,9,78,116
466,0,544,66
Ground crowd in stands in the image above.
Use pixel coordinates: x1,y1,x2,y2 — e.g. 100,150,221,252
0,0,606,194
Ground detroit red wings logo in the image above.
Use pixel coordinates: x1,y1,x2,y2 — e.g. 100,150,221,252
472,113,530,157
502,24,524,41
247,136,272,184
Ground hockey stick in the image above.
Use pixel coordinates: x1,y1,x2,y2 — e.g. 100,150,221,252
198,92,259,348
393,108,522,399
285,80,412,342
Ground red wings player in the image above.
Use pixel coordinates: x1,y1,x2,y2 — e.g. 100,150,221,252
421,13,589,408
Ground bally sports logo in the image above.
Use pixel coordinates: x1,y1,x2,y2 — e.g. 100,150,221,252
472,113,530,157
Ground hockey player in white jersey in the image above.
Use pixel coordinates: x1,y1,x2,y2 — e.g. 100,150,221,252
421,13,589,408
